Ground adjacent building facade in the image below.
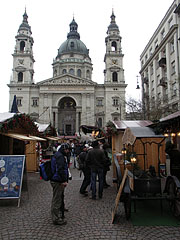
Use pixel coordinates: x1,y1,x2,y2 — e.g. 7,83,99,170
8,10,127,135
140,0,180,120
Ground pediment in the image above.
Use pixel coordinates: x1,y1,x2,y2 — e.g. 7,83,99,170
38,75,96,86
15,66,26,72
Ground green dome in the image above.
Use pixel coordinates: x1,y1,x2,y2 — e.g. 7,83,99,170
58,38,89,56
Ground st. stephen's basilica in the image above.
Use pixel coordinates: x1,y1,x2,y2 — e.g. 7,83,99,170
8,10,127,135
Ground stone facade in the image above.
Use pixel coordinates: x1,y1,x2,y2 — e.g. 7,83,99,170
8,10,127,135
140,0,180,119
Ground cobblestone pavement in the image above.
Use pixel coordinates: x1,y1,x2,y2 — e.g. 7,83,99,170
1,164,180,240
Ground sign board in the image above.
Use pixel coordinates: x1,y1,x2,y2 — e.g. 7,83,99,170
112,168,128,223
0,155,25,206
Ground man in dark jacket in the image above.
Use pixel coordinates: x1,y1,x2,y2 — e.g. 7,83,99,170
50,143,69,225
79,144,91,196
86,140,106,200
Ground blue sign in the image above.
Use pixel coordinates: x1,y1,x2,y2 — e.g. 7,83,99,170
0,155,25,199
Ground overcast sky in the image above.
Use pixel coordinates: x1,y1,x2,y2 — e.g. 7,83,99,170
0,0,174,113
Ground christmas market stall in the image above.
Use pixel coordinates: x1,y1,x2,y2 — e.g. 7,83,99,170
150,110,180,150
107,120,152,183
35,122,59,163
0,113,46,172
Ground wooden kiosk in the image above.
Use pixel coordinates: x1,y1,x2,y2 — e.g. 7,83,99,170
0,113,46,172
122,127,166,174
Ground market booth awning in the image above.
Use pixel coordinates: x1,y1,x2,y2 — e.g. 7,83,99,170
122,127,164,145
1,133,46,141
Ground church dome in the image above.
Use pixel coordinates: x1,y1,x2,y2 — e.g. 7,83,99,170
57,18,89,57
58,39,89,56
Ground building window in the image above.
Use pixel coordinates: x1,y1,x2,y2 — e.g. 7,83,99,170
112,72,118,82
113,98,119,106
18,72,23,82
86,70,90,79
32,98,38,107
20,41,25,52
17,98,22,106
54,69,57,76
111,41,117,51
172,103,178,112
150,64,153,75
69,68,74,75
145,54,148,62
161,29,165,40
170,39,174,53
168,17,173,29
77,69,81,77
149,47,153,56
97,118,102,128
171,61,175,75
70,41,74,48
155,57,159,69
172,83,177,96
154,39,158,49
62,69,67,74
97,99,103,106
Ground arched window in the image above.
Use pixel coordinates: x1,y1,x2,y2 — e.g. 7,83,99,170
54,69,57,76
62,69,67,74
69,68,74,75
18,72,23,82
98,118,102,128
77,69,81,77
86,70,90,79
112,72,118,82
111,41,117,51
70,41,74,48
20,41,25,52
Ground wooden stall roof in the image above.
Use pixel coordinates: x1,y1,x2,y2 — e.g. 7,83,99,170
0,112,16,122
160,110,180,122
122,127,165,145
46,136,59,141
112,120,152,130
1,133,46,141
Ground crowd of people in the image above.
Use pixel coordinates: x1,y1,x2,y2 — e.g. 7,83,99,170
49,138,112,225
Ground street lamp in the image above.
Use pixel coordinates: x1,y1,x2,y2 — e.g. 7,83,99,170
121,145,126,170
136,75,140,89
130,153,137,177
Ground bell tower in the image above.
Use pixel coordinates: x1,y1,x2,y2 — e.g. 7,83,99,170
104,10,125,84
11,9,35,84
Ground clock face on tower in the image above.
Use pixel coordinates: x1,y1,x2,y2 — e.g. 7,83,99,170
111,59,117,65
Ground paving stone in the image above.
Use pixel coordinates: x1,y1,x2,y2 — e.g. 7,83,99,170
0,166,180,239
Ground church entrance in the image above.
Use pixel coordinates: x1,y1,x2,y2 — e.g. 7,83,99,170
58,97,76,135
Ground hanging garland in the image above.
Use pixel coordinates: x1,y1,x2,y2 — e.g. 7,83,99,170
0,113,39,134
105,121,118,136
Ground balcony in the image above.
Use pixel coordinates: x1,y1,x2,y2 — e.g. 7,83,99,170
159,77,167,87
159,57,166,68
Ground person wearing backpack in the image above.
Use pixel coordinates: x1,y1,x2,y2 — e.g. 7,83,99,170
50,143,69,225
79,144,91,196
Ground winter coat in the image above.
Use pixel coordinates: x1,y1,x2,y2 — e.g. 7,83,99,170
51,150,68,183
86,146,107,171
